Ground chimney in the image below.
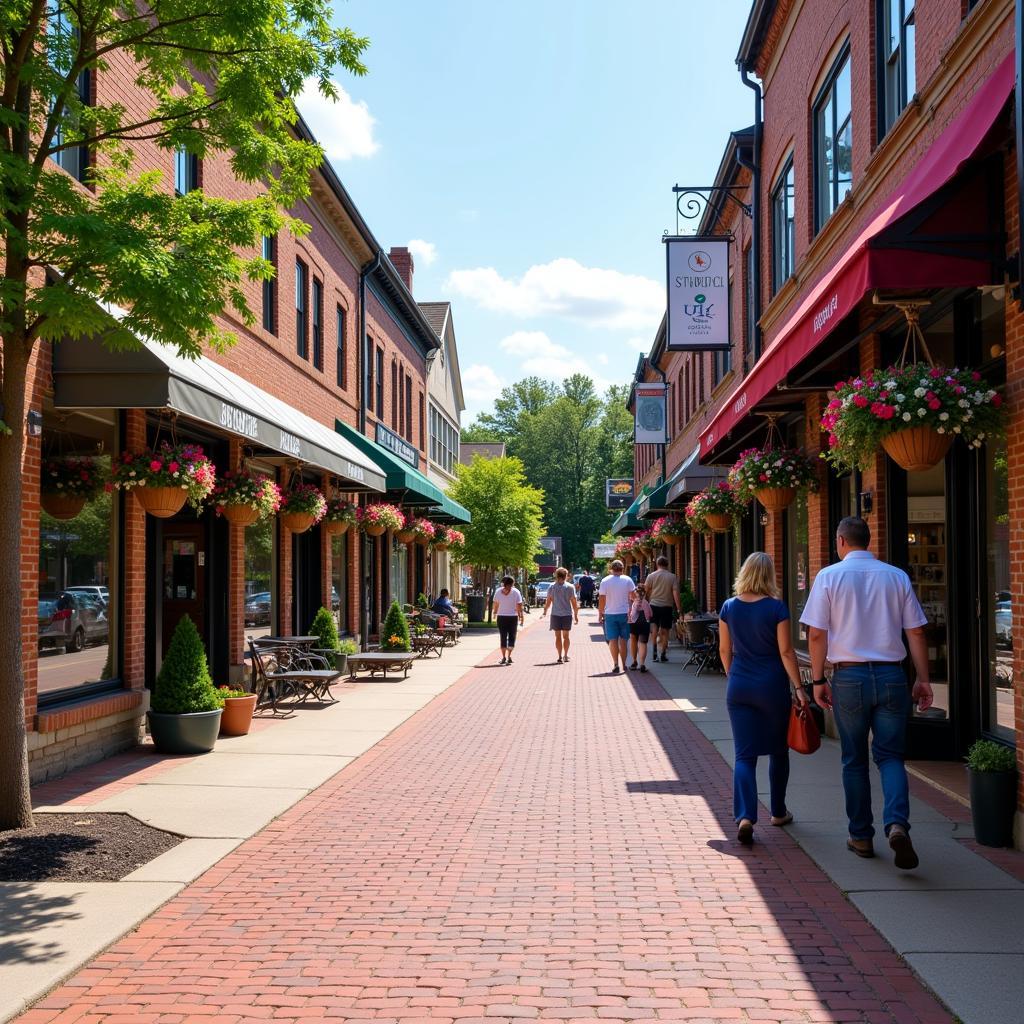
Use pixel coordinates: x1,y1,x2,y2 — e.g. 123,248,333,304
389,246,414,293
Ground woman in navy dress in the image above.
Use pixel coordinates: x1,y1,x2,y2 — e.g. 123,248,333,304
718,552,808,846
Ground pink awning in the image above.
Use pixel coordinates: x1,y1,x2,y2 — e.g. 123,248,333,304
699,52,1015,459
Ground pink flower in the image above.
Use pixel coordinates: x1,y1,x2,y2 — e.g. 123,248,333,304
993,394,1003,407
853,395,869,408
759,473,768,482
929,368,942,378
828,434,838,448
149,459,163,472
168,461,180,473
927,399,941,411
972,372,981,382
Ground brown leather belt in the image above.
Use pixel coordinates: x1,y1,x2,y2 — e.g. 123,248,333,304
832,661,902,670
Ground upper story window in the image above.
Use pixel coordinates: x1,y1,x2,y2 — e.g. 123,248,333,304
295,260,308,360
336,306,347,389
771,159,795,295
390,360,399,431
405,374,413,441
174,146,198,196
261,235,276,335
814,44,853,232
879,0,915,138
744,243,756,369
375,347,384,416
429,405,460,475
47,8,89,182
311,278,323,370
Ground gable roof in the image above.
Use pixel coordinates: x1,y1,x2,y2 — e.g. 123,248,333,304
418,300,466,415
418,301,450,336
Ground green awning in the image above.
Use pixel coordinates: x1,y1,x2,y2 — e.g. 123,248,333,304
611,486,653,535
335,420,445,507
433,492,472,525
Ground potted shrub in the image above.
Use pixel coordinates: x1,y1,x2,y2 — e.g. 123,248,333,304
111,442,216,518
323,497,357,536
279,481,327,533
966,739,1018,847
415,592,429,610
213,468,282,527
309,605,339,664
380,599,411,652
217,686,257,736
41,455,104,520
821,364,1004,474
729,445,819,513
148,614,223,753
685,481,746,534
358,502,404,538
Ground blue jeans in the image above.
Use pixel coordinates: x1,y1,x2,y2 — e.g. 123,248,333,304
831,663,911,840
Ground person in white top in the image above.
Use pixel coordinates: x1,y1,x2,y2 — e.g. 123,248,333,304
598,559,636,675
800,516,933,870
491,575,524,665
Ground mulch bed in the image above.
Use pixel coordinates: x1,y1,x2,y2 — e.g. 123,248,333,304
0,812,183,882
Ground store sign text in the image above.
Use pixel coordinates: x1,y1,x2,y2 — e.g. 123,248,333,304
219,402,260,440
813,293,839,334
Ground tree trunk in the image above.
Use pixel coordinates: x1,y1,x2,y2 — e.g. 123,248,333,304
0,338,33,830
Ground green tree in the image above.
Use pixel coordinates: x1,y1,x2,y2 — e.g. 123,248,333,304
449,455,545,619
0,2,368,829
471,376,556,455
152,615,221,715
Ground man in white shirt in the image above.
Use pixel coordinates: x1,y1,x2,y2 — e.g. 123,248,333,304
491,575,524,665
800,516,933,870
598,559,636,675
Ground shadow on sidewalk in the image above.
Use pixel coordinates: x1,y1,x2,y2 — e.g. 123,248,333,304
0,886,79,965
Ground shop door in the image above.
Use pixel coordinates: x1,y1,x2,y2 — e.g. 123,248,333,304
162,523,206,656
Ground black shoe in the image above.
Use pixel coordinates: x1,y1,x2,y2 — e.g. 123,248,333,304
639,665,647,673
499,657,507,665
737,820,754,846
556,656,562,664
629,662,638,670
611,665,621,674
652,652,660,662
660,652,668,662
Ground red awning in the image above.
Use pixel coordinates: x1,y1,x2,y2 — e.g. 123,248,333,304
699,52,1015,459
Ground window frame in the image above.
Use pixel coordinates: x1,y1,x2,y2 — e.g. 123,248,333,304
295,259,308,360
375,347,384,416
771,157,796,295
878,0,916,139
311,277,323,370
813,42,853,233
48,8,90,182
261,235,276,335
335,305,346,389
174,146,199,197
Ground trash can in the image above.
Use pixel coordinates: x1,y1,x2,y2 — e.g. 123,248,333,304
466,594,487,622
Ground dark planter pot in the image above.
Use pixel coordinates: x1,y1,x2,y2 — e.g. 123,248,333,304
968,767,1018,847
466,594,487,622
148,708,223,754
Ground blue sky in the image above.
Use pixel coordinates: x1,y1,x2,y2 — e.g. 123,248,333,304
299,0,754,422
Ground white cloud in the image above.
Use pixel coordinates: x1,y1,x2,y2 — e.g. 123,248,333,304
297,77,379,161
407,239,438,267
461,363,505,410
445,258,663,332
626,335,653,353
497,331,612,390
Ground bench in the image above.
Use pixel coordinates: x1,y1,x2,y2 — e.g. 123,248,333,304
248,639,344,711
411,633,446,658
347,651,416,679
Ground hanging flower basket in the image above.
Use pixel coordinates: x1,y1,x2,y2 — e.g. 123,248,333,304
110,443,216,518
41,456,104,520
323,497,357,536
685,481,746,535
729,445,819,513
652,514,688,545
446,528,465,556
279,482,326,534
358,503,404,537
821,363,1004,473
431,525,451,552
408,517,436,545
395,527,417,543
213,469,282,527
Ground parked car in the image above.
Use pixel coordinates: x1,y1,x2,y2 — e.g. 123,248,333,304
331,586,340,611
533,579,554,607
65,584,109,607
995,600,1012,647
244,591,271,627
38,591,108,653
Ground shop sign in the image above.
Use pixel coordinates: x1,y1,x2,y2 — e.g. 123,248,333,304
279,429,302,457
593,542,617,558
634,383,667,444
219,402,260,440
665,236,731,351
344,460,366,483
606,478,635,509
375,422,419,468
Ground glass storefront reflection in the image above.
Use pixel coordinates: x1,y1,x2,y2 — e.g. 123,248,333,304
244,512,274,641
986,440,1013,741
331,533,348,634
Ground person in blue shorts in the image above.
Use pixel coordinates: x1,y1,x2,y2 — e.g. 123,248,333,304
597,559,636,675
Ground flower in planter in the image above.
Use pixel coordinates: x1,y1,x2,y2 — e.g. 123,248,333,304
356,503,404,532
42,455,105,498
821,363,1005,472
409,517,436,542
728,446,820,502
685,481,746,534
652,514,688,544
212,469,282,519
216,685,249,701
110,442,216,511
324,497,358,524
280,481,327,522
446,528,465,551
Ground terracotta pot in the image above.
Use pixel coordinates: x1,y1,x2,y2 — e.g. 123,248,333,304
41,492,87,520
324,519,350,536
221,503,259,527
135,485,187,518
395,529,417,543
363,523,387,537
281,510,315,533
219,694,258,737
433,542,449,552
704,512,733,533
754,486,797,513
881,426,953,473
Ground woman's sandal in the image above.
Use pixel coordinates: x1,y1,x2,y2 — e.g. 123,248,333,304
737,820,754,846
770,813,794,827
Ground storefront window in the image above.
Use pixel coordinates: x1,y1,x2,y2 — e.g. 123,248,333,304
389,540,408,608
243,469,275,639
38,410,118,701
785,491,810,649
985,440,1013,742
331,532,348,634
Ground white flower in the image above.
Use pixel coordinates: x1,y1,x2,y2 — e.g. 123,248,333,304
918,408,927,417
939,412,949,421
937,427,946,434
885,379,897,389
895,394,905,402
954,425,962,433
903,412,912,422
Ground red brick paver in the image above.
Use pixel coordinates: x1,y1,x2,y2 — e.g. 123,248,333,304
18,613,951,1024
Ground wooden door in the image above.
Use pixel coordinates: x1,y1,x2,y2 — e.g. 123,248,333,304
162,523,206,656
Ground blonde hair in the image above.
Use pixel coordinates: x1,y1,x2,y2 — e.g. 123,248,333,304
733,551,779,598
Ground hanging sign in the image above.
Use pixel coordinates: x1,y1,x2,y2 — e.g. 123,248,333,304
605,478,634,509
665,236,731,351
634,382,667,444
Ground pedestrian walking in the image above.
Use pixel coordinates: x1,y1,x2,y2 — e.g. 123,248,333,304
718,552,807,847
598,559,635,674
492,575,525,665
577,570,595,608
800,516,933,869
644,555,680,661
627,583,653,672
542,566,579,663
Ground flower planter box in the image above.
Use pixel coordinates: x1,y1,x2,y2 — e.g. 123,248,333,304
281,511,315,533
395,529,416,543
41,492,87,520
704,513,732,533
880,426,953,473
324,520,350,536
363,523,387,537
754,486,796,513
221,503,259,527
135,485,187,518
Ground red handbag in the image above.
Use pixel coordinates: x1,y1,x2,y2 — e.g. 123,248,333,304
787,699,821,755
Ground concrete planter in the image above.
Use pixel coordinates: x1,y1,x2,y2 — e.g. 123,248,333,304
147,708,222,754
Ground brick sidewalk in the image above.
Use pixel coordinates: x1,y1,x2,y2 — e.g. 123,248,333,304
17,613,951,1024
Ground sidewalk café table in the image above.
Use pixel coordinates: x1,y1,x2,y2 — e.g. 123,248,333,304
347,650,416,680
411,633,446,658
